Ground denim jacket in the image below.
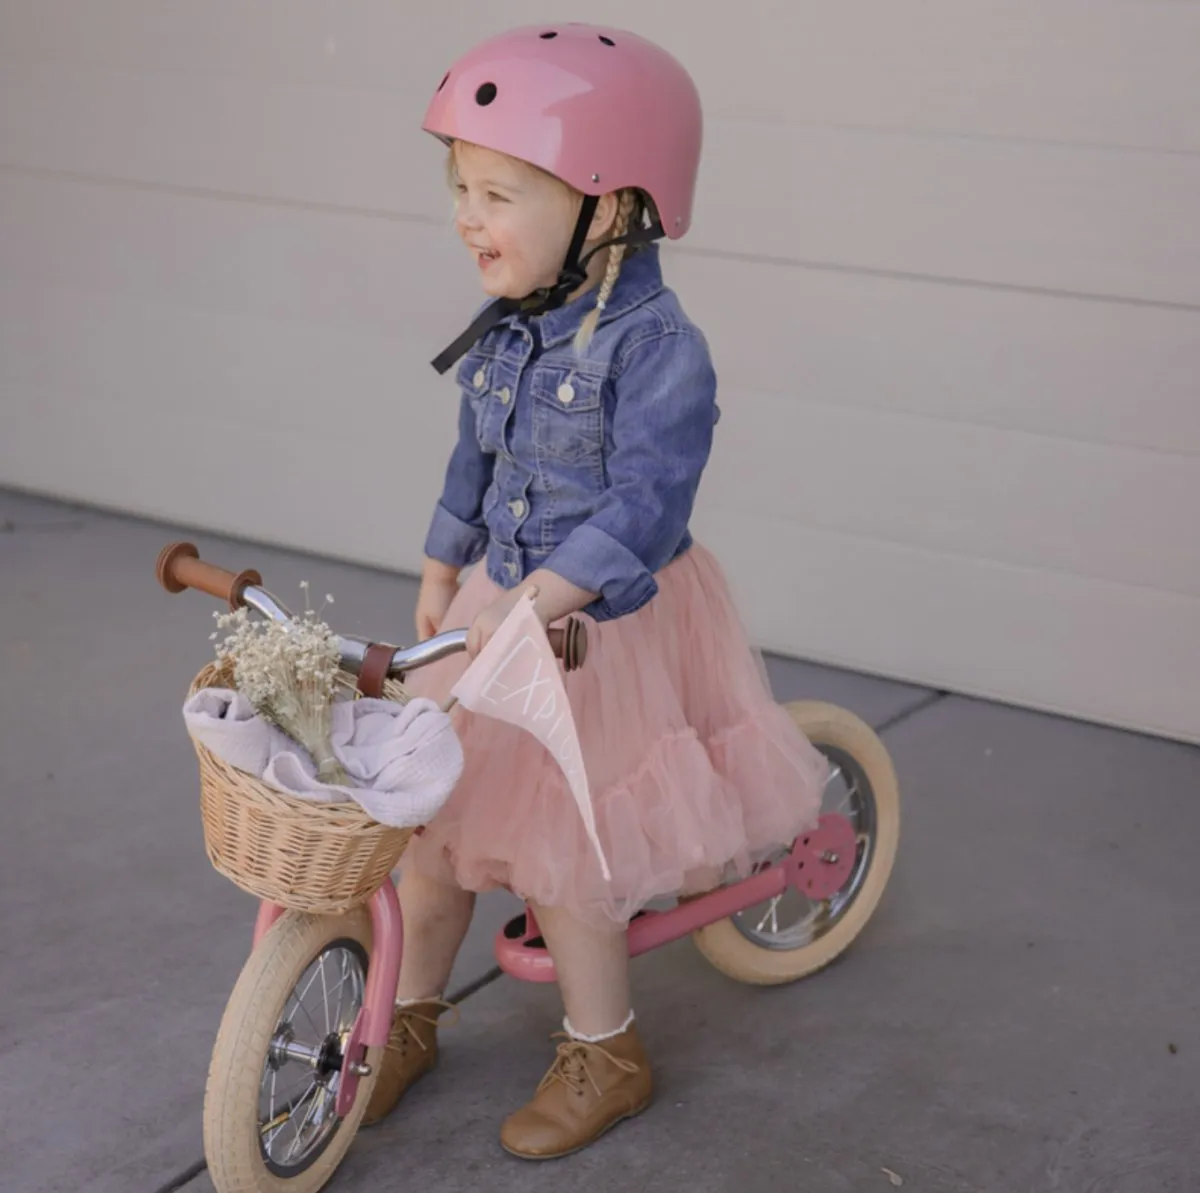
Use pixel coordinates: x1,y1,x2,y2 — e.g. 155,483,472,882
423,245,720,622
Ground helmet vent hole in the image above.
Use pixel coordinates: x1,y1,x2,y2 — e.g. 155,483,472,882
475,82,498,106
539,31,558,39
598,35,615,46
437,72,449,92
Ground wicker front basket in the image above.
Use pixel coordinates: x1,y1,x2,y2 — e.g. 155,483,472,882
188,661,416,914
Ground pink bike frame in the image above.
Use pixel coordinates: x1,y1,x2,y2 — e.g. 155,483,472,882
494,812,858,981
249,812,856,1112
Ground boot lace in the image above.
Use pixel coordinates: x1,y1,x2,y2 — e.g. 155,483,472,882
538,1033,640,1099
385,998,458,1057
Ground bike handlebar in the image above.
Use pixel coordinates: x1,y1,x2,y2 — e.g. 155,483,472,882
157,542,263,606
155,541,588,678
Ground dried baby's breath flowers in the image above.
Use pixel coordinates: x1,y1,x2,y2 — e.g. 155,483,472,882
211,583,347,784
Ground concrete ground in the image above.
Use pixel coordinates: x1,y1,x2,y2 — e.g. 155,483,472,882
1,486,1196,1193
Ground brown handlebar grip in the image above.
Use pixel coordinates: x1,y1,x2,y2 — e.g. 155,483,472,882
156,541,263,611
548,617,588,672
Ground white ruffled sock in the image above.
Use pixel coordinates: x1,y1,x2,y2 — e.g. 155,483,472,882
563,1009,635,1043
395,991,443,1009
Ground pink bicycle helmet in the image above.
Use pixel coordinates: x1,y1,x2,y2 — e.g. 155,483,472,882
425,23,703,372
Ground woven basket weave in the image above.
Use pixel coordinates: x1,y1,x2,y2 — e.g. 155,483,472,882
188,660,415,914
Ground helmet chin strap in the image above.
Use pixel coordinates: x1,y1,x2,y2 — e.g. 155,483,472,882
430,196,665,375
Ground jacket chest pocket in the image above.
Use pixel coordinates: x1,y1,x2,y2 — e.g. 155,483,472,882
531,365,605,466
457,350,505,452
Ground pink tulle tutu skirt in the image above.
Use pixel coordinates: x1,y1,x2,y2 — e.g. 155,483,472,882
402,543,829,928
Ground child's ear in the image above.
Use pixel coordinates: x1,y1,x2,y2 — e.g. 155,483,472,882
588,191,620,241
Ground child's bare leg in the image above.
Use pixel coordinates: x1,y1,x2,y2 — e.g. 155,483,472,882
529,902,631,1035
678,863,724,899
394,864,475,1001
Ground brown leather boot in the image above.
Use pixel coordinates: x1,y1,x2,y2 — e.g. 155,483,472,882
360,998,455,1127
499,1022,653,1159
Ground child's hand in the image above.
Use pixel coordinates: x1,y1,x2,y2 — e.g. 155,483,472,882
466,569,597,658
466,586,536,658
415,560,460,641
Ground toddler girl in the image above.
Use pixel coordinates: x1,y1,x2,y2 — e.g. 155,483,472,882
364,23,828,1159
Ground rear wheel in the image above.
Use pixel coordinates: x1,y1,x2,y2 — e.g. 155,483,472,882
692,701,900,985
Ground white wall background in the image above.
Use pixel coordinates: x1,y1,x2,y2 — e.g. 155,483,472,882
1,1,1198,743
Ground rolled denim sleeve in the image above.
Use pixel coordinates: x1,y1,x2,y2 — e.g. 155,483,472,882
423,394,495,568
543,327,718,618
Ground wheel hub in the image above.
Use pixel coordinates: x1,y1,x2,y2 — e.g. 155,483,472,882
268,1024,346,1080
315,1034,345,1080
788,813,857,900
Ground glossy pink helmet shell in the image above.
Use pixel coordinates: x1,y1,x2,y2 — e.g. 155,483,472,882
423,24,703,238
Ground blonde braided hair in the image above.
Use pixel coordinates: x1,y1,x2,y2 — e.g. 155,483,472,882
573,189,638,354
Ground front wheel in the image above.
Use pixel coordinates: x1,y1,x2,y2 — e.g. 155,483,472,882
204,907,380,1193
692,700,900,985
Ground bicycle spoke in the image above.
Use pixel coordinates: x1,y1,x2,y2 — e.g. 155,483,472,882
336,953,349,1029
280,964,327,1042
295,999,322,1041
293,958,326,1012
319,956,332,1036
282,1081,322,1163
755,895,782,936
321,971,353,1026
833,782,860,817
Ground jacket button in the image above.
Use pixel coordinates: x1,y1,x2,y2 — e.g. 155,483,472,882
498,386,512,404
505,561,519,578
557,382,575,404
473,369,486,389
508,499,526,519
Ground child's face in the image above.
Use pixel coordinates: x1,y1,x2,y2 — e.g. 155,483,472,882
452,142,581,300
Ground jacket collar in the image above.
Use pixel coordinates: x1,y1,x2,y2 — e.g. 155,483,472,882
509,245,665,351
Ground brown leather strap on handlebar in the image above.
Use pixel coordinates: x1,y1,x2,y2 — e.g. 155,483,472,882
357,643,399,699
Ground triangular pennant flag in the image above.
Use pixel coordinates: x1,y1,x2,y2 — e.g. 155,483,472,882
450,592,611,880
